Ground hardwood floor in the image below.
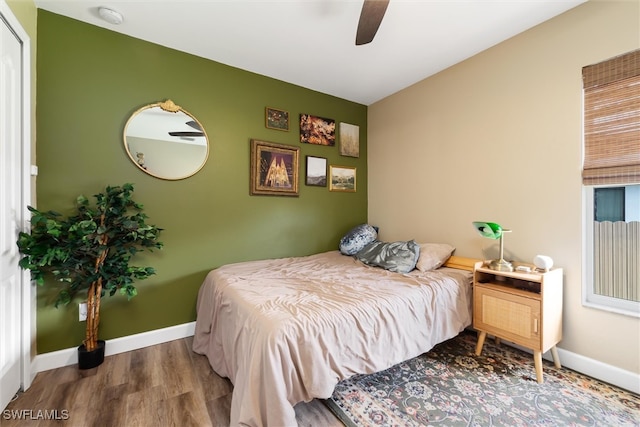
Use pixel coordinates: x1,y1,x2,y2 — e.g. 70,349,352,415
3,337,343,427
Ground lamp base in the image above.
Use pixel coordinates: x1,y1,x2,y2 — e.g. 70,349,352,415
488,258,513,272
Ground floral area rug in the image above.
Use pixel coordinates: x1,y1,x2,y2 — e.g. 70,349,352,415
325,331,640,426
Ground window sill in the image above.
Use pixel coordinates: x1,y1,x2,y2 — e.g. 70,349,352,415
582,297,640,318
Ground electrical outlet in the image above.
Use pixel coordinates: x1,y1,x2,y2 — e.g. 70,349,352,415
79,302,87,321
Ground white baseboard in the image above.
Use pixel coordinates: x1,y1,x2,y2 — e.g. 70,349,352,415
33,321,196,373
34,323,639,395
552,347,640,395
501,339,639,394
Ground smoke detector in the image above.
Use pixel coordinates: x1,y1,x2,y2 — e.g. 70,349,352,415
98,7,123,25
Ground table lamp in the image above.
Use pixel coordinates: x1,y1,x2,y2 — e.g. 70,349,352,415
472,221,513,272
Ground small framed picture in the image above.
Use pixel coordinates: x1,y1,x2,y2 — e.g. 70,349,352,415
305,156,327,187
329,165,356,192
265,107,289,131
250,139,299,196
339,122,360,158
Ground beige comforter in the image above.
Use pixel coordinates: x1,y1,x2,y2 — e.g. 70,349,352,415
192,250,472,427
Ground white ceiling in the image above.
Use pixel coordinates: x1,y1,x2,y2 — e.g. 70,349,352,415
34,0,586,105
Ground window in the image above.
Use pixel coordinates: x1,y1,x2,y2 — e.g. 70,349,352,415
595,187,625,222
582,50,640,317
585,185,640,316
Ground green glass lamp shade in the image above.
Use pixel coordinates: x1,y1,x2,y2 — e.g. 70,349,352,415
472,221,513,272
472,221,503,240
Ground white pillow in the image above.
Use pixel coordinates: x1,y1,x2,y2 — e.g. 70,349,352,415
415,243,455,272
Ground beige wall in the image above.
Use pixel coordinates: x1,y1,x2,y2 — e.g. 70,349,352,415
368,0,639,374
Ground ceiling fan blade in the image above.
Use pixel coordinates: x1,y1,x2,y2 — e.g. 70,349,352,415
186,120,202,131
169,121,204,137
168,131,204,137
355,0,390,46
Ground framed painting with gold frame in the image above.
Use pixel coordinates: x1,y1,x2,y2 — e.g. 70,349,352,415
329,165,356,192
250,139,299,196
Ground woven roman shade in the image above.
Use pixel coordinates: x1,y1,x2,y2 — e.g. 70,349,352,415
582,49,640,185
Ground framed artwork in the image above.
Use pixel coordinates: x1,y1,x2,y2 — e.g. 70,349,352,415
339,122,360,157
250,139,299,196
329,165,356,192
265,107,289,131
305,156,327,187
300,114,336,146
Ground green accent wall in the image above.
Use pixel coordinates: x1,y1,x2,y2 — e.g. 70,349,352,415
35,10,368,353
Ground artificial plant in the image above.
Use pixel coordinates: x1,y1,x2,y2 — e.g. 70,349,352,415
16,183,163,351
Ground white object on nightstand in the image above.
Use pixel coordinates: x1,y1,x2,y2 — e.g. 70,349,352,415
533,255,553,272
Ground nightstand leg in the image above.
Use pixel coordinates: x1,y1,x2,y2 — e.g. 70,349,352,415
550,346,561,368
475,331,487,356
534,350,544,383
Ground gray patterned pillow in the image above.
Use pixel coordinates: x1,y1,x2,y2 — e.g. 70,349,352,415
339,224,378,255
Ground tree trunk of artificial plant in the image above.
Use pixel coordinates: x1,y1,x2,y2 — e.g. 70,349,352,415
84,229,109,352
84,278,101,351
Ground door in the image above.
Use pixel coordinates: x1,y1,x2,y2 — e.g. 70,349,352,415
0,1,31,411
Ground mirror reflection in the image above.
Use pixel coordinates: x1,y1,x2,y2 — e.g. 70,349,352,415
123,100,209,180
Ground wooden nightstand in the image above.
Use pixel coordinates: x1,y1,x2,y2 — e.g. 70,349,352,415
473,261,563,383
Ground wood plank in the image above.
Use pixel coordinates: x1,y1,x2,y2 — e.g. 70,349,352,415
2,338,339,427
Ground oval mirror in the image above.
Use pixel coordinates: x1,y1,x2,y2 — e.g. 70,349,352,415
123,100,209,180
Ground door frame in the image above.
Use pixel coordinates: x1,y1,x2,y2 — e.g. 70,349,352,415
0,0,34,391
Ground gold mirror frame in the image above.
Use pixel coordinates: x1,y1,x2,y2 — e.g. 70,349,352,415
123,100,209,180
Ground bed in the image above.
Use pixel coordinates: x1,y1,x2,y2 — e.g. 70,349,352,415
192,248,476,427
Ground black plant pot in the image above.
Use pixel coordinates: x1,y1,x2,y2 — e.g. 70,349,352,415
77,340,105,370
